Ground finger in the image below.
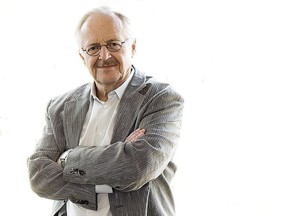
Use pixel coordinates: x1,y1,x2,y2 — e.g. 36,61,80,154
125,128,145,142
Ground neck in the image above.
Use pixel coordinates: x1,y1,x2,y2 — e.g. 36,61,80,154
95,76,127,101
95,67,132,101
95,85,113,102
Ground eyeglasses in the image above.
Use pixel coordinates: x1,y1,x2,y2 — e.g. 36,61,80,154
81,39,129,56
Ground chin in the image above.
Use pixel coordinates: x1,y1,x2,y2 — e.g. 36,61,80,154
98,76,122,85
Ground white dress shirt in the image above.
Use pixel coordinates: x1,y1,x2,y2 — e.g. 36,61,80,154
66,70,134,216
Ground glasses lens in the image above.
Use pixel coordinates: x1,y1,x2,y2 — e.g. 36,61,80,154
107,41,122,52
87,45,101,55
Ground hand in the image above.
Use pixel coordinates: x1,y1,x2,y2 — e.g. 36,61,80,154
57,149,73,167
125,128,146,142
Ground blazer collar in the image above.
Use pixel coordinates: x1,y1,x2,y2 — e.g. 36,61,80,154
63,66,149,148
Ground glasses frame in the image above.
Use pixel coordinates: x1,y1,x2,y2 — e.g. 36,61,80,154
81,39,129,56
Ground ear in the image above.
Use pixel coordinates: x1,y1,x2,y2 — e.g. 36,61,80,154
131,39,136,57
79,50,86,66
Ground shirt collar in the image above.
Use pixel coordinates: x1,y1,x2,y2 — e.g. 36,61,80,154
90,67,134,101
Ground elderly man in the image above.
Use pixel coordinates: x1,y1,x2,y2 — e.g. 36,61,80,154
28,6,184,216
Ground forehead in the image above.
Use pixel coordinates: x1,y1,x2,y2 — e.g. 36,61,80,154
79,13,125,46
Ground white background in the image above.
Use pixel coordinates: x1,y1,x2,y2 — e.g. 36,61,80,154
0,0,288,215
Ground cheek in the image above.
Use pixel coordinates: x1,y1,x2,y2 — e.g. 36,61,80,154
122,58,132,72
119,55,132,71
86,58,97,70
85,59,98,78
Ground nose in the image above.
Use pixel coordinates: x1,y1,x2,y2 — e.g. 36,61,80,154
98,45,111,60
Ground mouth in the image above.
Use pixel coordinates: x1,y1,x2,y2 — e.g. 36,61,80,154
97,64,117,68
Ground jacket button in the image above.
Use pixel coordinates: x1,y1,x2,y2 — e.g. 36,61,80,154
70,168,79,174
79,170,85,175
75,200,89,205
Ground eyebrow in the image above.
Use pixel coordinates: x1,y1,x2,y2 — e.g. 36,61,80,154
86,39,121,47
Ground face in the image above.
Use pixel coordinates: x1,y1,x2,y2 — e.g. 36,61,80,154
79,13,136,91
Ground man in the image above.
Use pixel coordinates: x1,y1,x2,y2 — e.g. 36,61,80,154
28,6,184,216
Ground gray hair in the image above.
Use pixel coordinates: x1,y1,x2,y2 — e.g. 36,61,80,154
75,6,133,46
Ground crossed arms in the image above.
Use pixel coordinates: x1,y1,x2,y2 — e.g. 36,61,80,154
27,85,184,210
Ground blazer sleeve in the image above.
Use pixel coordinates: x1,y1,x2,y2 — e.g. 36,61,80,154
62,85,184,192
27,99,97,211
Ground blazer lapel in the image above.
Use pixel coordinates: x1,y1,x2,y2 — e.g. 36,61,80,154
111,69,147,143
63,86,90,149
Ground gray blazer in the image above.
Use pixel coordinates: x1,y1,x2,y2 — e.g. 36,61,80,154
28,67,184,216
